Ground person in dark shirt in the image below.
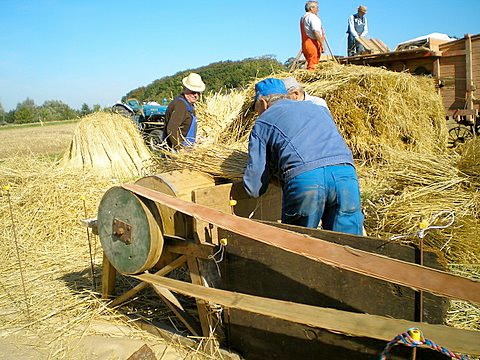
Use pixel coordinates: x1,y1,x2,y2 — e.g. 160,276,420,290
163,73,205,149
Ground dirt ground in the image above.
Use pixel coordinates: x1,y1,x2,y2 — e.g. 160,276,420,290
0,121,77,160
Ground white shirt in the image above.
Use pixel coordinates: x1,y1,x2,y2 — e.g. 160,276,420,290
305,93,329,111
301,12,322,40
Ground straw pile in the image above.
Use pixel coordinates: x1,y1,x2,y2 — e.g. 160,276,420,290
62,111,153,178
295,63,449,159
0,156,214,359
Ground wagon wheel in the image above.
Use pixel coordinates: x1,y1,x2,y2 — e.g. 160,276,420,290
448,125,474,148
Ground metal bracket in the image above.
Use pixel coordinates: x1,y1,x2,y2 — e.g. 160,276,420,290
113,218,132,245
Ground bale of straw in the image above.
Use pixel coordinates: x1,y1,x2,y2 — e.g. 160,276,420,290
62,112,152,178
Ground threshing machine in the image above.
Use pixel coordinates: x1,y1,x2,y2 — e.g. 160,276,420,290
89,170,480,359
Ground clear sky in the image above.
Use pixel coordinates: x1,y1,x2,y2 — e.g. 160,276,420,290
1,0,478,112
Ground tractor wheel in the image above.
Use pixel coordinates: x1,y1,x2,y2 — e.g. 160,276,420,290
448,125,474,148
112,105,134,120
146,130,164,151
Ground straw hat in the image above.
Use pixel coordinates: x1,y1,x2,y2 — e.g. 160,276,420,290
182,73,206,92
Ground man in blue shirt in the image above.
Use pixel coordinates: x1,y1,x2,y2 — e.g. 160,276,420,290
243,78,364,235
347,5,368,56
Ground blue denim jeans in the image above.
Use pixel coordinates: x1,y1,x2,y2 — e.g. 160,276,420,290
282,165,364,235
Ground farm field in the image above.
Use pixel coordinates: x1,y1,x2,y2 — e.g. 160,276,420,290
0,121,78,160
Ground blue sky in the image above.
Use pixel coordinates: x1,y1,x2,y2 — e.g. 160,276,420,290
0,0,478,112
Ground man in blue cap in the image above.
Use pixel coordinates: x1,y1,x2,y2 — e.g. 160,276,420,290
243,78,364,235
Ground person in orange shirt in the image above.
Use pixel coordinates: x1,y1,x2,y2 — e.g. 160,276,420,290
300,1,325,70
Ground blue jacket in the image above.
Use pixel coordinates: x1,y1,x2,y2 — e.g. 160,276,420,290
243,99,354,198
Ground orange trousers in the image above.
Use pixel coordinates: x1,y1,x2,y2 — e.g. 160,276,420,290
302,38,323,70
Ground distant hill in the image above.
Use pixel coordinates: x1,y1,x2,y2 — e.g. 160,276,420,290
124,56,286,102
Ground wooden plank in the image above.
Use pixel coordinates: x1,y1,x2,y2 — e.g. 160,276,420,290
150,285,202,337
220,226,446,326
164,236,216,259
122,184,480,304
466,34,474,119
133,273,480,356
186,256,213,338
441,50,466,58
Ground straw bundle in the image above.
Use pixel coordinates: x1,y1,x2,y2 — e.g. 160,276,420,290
457,137,480,187
356,147,480,263
0,156,212,358
195,90,248,146
62,112,152,178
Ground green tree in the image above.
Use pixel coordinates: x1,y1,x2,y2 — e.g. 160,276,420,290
38,100,77,121
80,103,91,117
14,98,37,124
5,110,15,123
92,104,101,112
0,101,5,124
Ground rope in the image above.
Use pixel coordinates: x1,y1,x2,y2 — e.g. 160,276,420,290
380,328,470,359
377,210,455,249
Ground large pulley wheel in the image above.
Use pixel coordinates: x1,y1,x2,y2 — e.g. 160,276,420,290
98,186,163,274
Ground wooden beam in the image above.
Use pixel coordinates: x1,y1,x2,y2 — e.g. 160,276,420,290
110,255,187,307
187,256,213,339
133,273,480,356
122,184,480,305
151,286,202,337
102,254,117,299
465,34,474,119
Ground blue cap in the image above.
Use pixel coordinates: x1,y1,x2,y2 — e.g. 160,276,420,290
254,78,288,102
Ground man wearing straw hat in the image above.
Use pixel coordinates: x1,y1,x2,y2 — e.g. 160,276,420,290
347,5,368,56
300,1,325,70
243,78,364,235
163,73,205,149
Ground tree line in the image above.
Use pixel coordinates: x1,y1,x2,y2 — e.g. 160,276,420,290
0,99,103,125
125,56,287,102
1,56,288,125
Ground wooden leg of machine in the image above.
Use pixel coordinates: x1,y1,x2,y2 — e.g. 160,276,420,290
151,287,202,336
187,256,214,339
111,255,187,307
102,253,117,299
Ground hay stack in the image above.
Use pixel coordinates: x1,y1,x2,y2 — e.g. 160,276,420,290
189,62,448,161
62,112,152,178
295,62,448,159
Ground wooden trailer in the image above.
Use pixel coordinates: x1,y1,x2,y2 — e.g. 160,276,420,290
88,170,480,359
339,34,480,146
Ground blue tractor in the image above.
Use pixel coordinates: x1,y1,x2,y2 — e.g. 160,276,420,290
112,98,168,150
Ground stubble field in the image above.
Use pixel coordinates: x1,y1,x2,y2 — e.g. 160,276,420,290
0,121,77,160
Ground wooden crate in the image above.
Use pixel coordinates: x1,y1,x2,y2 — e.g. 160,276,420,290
356,37,390,54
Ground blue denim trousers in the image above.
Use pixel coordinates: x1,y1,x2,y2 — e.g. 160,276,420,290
282,165,364,235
